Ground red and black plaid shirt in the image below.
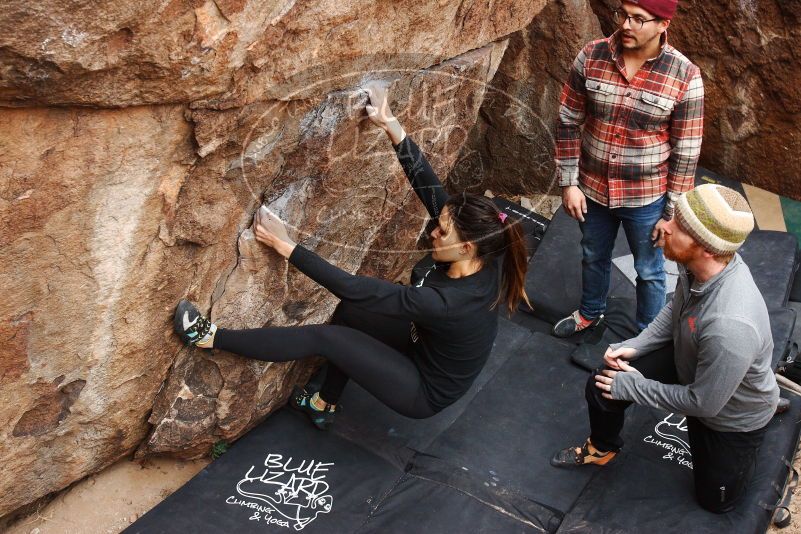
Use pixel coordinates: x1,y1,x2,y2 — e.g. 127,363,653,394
556,31,704,218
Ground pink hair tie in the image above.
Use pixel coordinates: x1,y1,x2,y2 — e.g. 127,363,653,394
498,212,508,224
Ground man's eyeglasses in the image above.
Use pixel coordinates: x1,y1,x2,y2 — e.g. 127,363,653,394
612,10,660,30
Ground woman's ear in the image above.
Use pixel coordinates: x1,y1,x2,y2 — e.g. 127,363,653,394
461,241,476,257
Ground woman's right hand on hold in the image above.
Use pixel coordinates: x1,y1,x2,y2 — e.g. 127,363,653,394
364,81,395,130
364,81,406,145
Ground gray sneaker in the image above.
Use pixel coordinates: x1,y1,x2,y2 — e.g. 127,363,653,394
552,311,604,338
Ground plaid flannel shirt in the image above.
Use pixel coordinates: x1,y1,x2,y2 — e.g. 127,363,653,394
556,31,704,219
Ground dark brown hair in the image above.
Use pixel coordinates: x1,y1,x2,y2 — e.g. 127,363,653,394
445,193,531,315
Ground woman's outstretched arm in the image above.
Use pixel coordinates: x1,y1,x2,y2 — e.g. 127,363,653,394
253,208,448,322
365,82,448,219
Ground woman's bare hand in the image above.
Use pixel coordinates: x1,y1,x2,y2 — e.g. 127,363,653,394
254,206,296,259
364,80,406,145
364,81,395,130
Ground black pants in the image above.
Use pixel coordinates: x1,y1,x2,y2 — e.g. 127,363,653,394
586,346,768,513
214,302,436,419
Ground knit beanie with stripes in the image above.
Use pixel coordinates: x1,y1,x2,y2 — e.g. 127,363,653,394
674,184,755,255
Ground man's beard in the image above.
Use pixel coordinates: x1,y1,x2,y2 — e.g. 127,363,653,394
622,30,659,51
663,237,701,265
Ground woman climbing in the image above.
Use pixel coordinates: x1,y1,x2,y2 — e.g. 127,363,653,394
174,82,530,430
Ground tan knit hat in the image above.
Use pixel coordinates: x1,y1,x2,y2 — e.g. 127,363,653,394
674,184,755,255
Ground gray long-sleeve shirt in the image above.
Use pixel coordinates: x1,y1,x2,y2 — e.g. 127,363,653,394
611,254,779,432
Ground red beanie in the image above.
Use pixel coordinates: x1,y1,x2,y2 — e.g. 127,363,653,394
624,0,678,19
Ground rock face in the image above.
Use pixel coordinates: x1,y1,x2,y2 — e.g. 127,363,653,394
0,105,195,518
452,0,603,198
0,0,544,519
589,0,801,199
0,0,542,107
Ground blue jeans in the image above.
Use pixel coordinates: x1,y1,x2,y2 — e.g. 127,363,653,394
579,196,666,331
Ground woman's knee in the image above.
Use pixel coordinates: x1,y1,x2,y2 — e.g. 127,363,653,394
406,404,439,420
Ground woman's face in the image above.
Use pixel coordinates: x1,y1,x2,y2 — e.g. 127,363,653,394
430,206,472,262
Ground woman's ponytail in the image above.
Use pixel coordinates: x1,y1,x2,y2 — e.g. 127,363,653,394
498,219,531,315
444,194,531,316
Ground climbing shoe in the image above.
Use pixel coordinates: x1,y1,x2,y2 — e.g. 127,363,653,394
552,311,604,338
290,387,337,431
174,299,216,347
551,439,617,467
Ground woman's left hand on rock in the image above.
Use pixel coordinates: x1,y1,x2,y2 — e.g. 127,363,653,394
254,206,296,258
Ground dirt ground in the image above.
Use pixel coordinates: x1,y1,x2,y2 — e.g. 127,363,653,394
6,456,209,534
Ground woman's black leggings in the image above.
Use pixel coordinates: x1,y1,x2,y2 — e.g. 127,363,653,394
214,302,437,419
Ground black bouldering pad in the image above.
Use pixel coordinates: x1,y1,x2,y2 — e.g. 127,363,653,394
126,409,402,534
738,231,799,310
128,319,574,533
695,167,748,197
493,196,550,258
556,395,801,534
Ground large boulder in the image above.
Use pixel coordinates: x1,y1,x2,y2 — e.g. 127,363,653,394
0,105,195,518
0,0,543,107
589,0,801,199
451,0,603,197
0,0,543,519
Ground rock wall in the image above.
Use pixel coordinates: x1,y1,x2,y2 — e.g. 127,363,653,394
456,0,800,201
1,0,538,107
0,0,546,518
451,0,602,198
590,0,801,199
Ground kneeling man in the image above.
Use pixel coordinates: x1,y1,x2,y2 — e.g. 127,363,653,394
552,184,780,513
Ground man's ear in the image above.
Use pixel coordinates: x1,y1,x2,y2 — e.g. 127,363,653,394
659,19,671,33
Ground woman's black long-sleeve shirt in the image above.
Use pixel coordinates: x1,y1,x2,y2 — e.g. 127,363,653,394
288,136,500,411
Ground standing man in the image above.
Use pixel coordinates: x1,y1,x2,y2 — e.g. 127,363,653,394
552,0,704,337
551,184,780,513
